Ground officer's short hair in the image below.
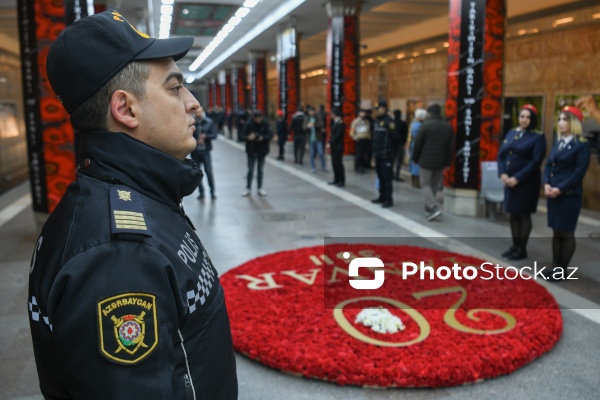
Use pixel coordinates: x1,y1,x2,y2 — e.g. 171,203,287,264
70,61,150,133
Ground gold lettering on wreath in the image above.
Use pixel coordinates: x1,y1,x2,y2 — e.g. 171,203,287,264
412,286,517,335
280,269,320,285
334,286,517,346
236,273,283,290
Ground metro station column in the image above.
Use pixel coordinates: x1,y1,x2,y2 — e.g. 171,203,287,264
231,63,247,114
325,0,361,154
249,51,268,113
444,0,506,216
277,20,300,128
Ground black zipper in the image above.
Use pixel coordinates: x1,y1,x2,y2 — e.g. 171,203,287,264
180,202,196,230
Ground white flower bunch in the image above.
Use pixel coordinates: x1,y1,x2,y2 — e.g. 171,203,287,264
355,307,405,334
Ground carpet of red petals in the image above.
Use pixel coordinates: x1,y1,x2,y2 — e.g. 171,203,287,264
220,245,563,388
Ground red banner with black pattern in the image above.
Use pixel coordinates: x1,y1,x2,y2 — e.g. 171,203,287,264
285,57,299,128
225,73,232,113
446,0,504,189
18,0,91,213
235,67,246,112
207,81,214,110
342,16,359,155
327,15,359,154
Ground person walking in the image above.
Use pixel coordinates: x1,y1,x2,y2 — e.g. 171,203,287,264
543,106,591,280
371,101,398,208
191,106,218,200
408,108,427,188
328,107,346,187
240,110,274,196
392,109,409,182
497,104,546,260
29,10,237,399
306,106,327,173
412,104,454,220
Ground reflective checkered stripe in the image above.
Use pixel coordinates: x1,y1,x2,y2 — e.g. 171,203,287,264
186,260,216,314
29,295,53,331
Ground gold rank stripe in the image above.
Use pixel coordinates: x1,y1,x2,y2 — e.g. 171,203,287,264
115,215,145,222
114,211,147,230
114,210,144,217
116,224,148,230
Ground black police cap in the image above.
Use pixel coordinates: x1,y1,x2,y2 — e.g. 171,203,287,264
47,10,194,114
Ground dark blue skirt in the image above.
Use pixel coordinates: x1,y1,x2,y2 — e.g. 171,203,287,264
547,194,582,231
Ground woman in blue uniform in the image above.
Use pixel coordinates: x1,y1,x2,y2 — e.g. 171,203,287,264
498,104,546,260
543,106,591,280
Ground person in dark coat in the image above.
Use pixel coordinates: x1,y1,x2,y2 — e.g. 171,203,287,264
412,103,454,220
191,106,218,200
371,100,398,208
328,107,345,187
240,110,274,196
236,107,249,142
392,109,409,182
497,104,546,260
543,106,591,280
290,108,306,164
275,109,288,160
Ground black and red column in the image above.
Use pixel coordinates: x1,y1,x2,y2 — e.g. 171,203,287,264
445,0,506,215
326,0,361,154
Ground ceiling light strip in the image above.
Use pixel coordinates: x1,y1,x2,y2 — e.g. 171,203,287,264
192,0,306,78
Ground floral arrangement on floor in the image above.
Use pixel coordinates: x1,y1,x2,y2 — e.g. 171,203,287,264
355,307,405,334
220,244,563,388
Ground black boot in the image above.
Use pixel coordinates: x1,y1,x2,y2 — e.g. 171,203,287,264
507,247,527,261
501,246,517,258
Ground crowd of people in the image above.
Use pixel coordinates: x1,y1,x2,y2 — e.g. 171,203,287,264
197,100,594,280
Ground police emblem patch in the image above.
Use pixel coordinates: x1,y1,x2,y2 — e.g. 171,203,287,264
97,293,158,365
117,190,132,201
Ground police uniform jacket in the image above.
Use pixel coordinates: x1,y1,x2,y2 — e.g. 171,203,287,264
543,136,590,231
412,117,454,169
497,129,546,214
28,131,237,400
372,114,397,160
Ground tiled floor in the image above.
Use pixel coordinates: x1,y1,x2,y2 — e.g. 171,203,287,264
1,136,599,399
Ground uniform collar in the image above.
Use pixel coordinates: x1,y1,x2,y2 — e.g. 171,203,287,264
78,131,203,206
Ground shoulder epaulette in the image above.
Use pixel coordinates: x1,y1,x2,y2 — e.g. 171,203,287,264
109,186,152,237
577,136,587,142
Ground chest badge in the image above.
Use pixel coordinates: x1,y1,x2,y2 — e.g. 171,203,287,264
117,190,132,201
97,293,158,365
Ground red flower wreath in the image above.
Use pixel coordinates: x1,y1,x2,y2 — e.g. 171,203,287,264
220,245,562,388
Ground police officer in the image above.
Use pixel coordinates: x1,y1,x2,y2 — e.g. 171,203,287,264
497,104,546,260
28,11,237,399
371,101,398,208
543,106,590,280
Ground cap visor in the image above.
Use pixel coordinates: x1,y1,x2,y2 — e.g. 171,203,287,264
134,36,194,62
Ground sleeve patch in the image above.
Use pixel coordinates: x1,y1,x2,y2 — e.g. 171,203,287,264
97,292,158,365
109,186,152,237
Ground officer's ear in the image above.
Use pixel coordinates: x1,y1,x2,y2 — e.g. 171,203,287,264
108,90,139,130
